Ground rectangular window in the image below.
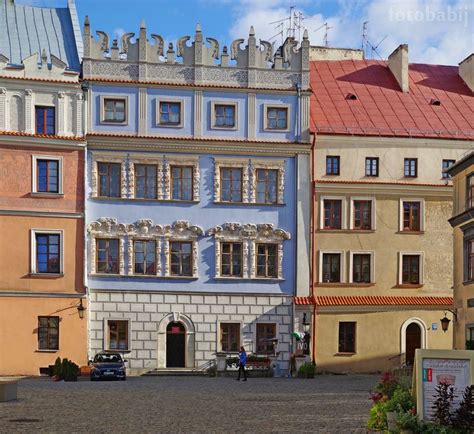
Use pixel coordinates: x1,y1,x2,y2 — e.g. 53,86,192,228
353,200,372,230
134,240,156,275
108,320,129,351
36,233,60,274
365,157,379,177
220,323,240,352
98,162,121,198
171,166,193,201
326,156,340,175
402,255,420,285
220,168,242,202
256,169,278,204
35,106,55,135
266,107,288,130
404,158,418,177
38,316,59,350
221,242,242,277
467,326,474,348
403,201,421,231
37,159,59,193
256,244,278,278
135,164,157,199
338,322,356,353
467,239,474,282
256,323,276,354
96,238,119,274
352,254,371,283
442,159,455,179
159,101,181,125
103,98,126,123
323,200,342,229
214,104,235,128
467,174,474,210
170,241,193,277
322,253,341,283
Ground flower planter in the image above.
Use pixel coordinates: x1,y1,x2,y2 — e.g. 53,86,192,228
294,356,308,373
216,354,227,372
386,411,397,431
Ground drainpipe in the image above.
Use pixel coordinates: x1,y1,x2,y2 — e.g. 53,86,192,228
295,83,301,141
310,132,317,364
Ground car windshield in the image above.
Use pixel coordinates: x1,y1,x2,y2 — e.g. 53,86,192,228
94,353,122,363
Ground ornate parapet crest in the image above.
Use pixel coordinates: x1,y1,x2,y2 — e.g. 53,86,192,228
82,18,309,89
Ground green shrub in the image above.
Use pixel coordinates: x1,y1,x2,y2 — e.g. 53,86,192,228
367,400,388,431
385,386,415,413
52,357,79,381
298,362,316,378
397,410,420,432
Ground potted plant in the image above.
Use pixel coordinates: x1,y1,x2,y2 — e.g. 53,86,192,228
53,357,63,381
52,357,80,382
385,386,415,431
64,360,79,382
298,362,316,379
397,410,420,434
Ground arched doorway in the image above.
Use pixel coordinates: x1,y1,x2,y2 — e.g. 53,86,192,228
166,322,186,368
405,323,421,366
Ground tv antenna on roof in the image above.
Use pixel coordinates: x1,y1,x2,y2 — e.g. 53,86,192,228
269,6,306,45
314,22,333,47
367,34,388,59
361,21,369,57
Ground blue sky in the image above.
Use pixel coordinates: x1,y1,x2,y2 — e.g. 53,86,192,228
18,0,473,65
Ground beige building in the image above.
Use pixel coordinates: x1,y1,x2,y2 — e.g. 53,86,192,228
448,151,474,350
304,45,474,373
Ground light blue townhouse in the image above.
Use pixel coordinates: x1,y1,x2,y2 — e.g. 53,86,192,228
82,18,311,374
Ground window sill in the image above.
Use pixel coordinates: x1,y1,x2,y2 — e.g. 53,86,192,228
210,126,238,131
30,192,64,198
131,275,198,280
92,273,122,277
106,349,131,353
263,128,291,133
91,197,200,204
394,284,424,288
36,349,58,353
214,277,284,281
29,273,64,279
99,121,129,126
156,123,184,129
316,282,374,287
317,229,375,233
397,231,425,235
462,280,474,286
335,352,356,357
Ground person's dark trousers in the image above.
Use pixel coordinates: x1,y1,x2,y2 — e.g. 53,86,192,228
237,364,247,380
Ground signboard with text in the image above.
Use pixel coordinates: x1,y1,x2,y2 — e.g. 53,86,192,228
413,349,474,421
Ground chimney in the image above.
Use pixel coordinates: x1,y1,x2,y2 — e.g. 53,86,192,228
388,44,409,93
459,53,474,92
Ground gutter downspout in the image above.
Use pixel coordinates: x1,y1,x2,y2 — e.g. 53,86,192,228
310,132,317,364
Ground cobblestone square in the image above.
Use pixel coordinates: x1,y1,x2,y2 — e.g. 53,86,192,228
0,375,377,433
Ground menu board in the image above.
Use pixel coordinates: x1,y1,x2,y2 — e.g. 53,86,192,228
421,358,470,420
413,349,474,421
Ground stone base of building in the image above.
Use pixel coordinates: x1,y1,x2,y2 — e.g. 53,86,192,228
88,291,293,376
314,308,454,374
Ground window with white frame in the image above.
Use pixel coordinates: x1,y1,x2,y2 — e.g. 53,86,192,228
399,199,424,232
106,319,130,351
319,250,343,283
208,223,290,280
32,155,63,194
350,197,376,230
100,96,128,124
91,154,126,199
164,157,200,202
320,196,347,230
251,160,285,205
31,229,64,275
264,105,289,131
398,252,424,285
157,100,182,127
349,251,374,283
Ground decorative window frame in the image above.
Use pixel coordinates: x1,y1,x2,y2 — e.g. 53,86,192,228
163,221,203,278
208,223,290,280
263,103,291,132
318,250,344,283
254,321,280,354
128,156,163,200
104,318,131,352
156,98,184,128
210,101,238,130
30,229,64,275
348,250,375,284
399,198,425,232
250,159,285,204
87,218,127,275
126,219,164,276
319,196,347,230
213,158,250,203
163,155,200,202
349,196,376,230
31,155,64,195
398,251,424,285
217,320,243,353
91,153,128,199
99,95,129,125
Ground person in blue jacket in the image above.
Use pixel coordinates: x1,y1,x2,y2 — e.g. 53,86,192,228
236,346,247,381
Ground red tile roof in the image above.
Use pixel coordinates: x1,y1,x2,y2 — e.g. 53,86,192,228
310,60,474,140
315,179,452,188
294,295,453,306
0,131,85,141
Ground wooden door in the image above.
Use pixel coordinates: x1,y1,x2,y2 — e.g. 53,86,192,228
166,322,186,368
405,323,421,366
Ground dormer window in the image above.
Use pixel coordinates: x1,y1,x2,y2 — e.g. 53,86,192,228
346,93,358,100
430,98,441,106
